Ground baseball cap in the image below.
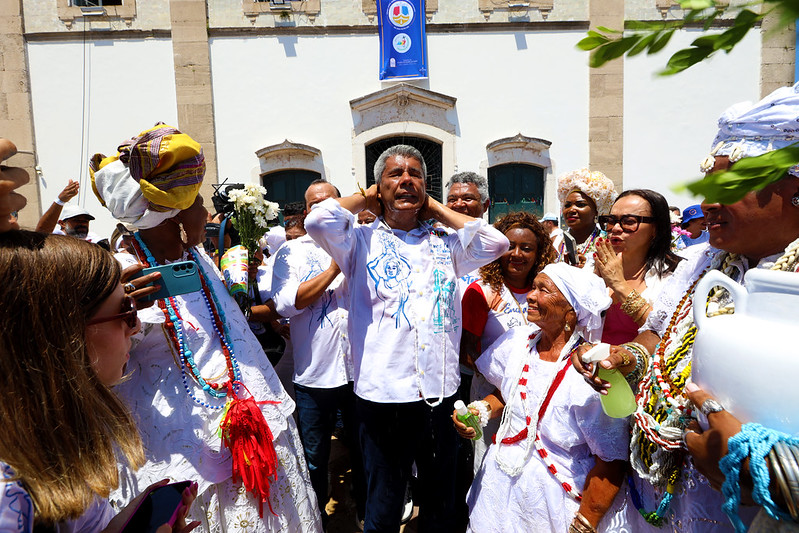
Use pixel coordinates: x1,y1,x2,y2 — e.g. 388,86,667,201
60,204,95,221
681,204,704,224
539,212,559,223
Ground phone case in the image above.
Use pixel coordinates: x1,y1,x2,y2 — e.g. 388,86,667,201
120,481,192,533
134,261,202,302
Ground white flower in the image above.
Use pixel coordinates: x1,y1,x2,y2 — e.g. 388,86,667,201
264,201,280,221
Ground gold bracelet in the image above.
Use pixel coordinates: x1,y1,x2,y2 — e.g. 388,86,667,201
620,289,647,318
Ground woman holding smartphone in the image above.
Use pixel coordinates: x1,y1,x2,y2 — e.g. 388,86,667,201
0,230,198,532
90,124,321,533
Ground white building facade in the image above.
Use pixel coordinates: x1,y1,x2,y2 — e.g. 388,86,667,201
4,0,794,236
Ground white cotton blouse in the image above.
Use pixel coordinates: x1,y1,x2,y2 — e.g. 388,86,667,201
271,234,352,388
112,249,321,533
304,199,509,403
467,327,629,533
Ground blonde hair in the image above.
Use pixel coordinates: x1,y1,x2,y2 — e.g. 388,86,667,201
0,232,143,526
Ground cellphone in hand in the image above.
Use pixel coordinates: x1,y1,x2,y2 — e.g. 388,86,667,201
120,481,192,533
131,261,202,302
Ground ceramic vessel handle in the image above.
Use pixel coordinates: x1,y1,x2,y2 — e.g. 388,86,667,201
693,270,748,330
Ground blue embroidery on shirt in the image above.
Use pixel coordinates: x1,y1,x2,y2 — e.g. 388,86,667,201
2,464,33,532
367,233,412,329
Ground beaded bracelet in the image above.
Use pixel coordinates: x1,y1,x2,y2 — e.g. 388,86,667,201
720,423,799,531
621,342,649,386
467,400,491,427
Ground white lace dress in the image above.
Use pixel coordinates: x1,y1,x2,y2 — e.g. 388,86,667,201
467,328,630,533
112,250,321,533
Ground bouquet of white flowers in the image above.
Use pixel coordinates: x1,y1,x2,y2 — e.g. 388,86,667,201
227,183,280,256
223,183,280,316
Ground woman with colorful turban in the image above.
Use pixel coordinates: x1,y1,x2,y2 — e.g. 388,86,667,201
556,168,618,268
91,124,321,533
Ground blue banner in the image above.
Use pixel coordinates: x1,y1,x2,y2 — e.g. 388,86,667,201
377,0,428,80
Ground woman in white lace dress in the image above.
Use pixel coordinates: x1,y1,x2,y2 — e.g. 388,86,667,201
460,212,556,473
91,124,321,533
455,263,629,533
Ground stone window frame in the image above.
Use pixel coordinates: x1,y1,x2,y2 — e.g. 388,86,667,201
243,0,321,23
255,139,327,180
57,0,136,29
362,0,438,22
480,133,558,216
349,83,458,193
477,0,554,21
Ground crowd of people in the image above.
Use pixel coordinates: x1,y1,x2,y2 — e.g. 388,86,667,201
2,82,799,533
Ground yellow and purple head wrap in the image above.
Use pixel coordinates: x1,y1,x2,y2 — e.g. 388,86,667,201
90,123,205,229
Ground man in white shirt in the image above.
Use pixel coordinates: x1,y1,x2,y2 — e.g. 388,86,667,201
539,212,564,250
444,171,491,529
271,179,364,527
305,145,508,533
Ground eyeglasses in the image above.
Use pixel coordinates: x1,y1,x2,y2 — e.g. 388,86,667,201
597,214,656,233
87,295,138,329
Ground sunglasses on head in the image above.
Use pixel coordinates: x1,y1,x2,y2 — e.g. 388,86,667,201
87,295,138,329
597,214,656,233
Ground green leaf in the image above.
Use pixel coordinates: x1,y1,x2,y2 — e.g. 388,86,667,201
648,29,674,54
628,32,657,56
677,0,715,9
589,36,640,67
679,145,799,204
660,46,713,75
596,26,623,34
577,35,609,51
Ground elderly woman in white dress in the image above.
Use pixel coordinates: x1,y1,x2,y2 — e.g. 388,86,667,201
454,263,629,533
90,124,321,533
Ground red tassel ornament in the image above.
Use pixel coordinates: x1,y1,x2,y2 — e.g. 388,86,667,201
219,382,281,517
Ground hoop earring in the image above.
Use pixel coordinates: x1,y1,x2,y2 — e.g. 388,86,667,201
178,222,188,244
791,192,799,207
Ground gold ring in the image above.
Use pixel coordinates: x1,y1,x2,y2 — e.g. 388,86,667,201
621,350,631,366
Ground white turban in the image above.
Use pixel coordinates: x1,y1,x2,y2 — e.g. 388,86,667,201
556,168,618,215
702,81,799,176
92,159,180,229
541,263,611,342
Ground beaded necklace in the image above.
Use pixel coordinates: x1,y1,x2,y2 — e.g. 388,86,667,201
558,226,600,262
494,332,584,490
131,234,241,408
629,237,799,526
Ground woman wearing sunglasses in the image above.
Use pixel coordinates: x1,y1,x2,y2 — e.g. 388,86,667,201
593,189,682,345
0,231,198,532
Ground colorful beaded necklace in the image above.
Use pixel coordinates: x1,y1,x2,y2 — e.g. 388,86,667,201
629,240,799,526
131,234,241,408
493,331,584,500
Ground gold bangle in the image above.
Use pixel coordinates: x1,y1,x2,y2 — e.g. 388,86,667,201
620,289,647,318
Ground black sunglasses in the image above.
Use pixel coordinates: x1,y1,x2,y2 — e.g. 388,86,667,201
597,214,656,233
87,295,138,329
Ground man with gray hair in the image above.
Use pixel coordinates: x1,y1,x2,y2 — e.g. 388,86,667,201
305,145,508,533
445,171,490,219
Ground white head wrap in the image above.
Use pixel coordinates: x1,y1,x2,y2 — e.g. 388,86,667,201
701,81,799,175
556,168,618,215
92,159,180,229
540,263,611,343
